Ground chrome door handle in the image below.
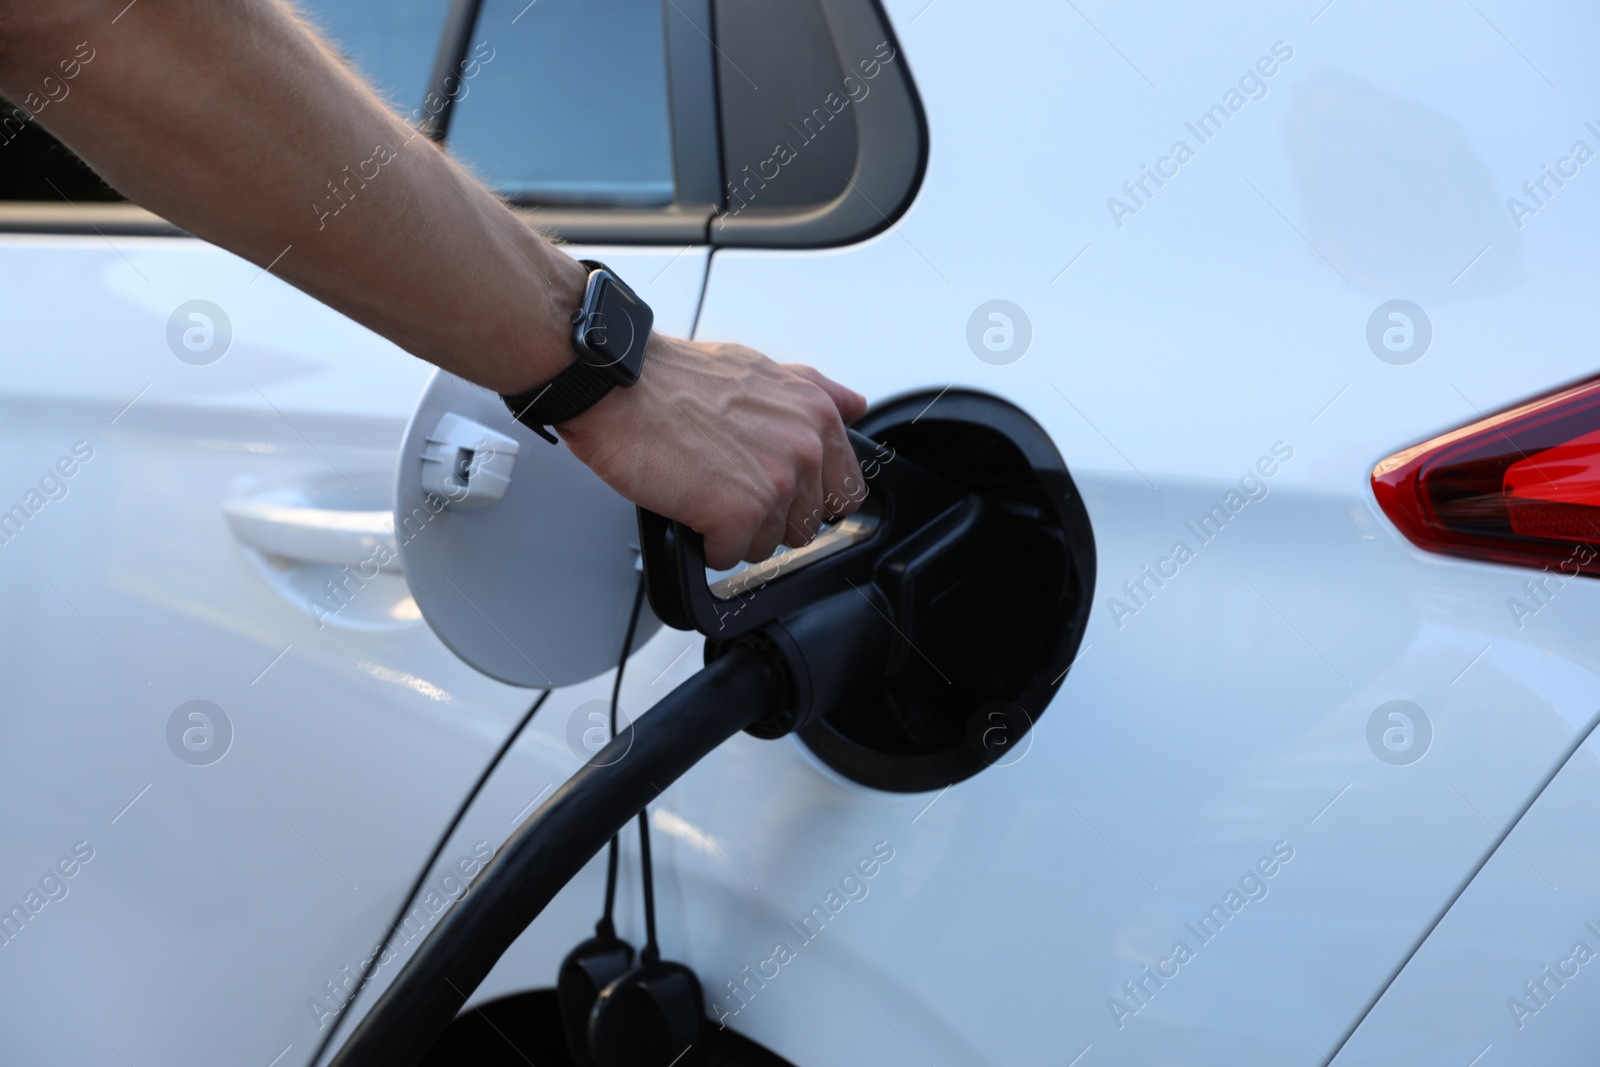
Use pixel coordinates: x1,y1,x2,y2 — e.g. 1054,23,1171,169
224,495,400,572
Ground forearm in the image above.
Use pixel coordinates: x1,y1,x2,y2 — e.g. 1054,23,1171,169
0,0,869,568
0,0,582,393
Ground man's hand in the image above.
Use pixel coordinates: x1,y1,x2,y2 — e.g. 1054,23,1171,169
0,0,869,569
558,336,868,570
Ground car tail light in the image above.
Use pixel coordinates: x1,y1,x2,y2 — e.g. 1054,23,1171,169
1372,376,1600,576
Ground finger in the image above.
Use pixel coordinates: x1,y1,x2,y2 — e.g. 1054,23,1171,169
818,417,866,518
701,498,758,571
702,527,751,572
744,502,789,564
782,450,829,549
786,364,868,423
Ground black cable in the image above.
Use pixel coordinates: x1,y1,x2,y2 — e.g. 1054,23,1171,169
329,645,784,1067
598,838,620,937
310,687,551,1067
637,808,659,963
600,571,649,936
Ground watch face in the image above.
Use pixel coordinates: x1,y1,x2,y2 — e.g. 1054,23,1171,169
576,273,653,385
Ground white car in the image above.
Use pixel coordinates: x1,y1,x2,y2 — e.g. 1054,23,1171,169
4,0,1599,1064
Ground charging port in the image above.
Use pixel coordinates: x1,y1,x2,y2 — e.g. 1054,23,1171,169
337,390,1097,1067
793,390,1096,793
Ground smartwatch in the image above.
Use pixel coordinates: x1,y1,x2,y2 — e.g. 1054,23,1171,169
501,259,655,443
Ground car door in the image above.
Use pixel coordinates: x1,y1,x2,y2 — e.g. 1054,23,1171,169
343,2,1600,1066
680,2,1600,1064
0,1,716,1064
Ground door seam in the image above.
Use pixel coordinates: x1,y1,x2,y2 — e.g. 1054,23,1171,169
1323,705,1600,1063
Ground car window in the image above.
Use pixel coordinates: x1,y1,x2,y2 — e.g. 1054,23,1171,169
444,0,676,207
306,0,452,116
0,114,119,202
712,0,856,209
0,1,450,204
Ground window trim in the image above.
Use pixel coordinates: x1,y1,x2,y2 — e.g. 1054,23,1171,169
0,0,925,249
417,0,484,142
0,201,182,236
709,0,927,249
661,0,723,208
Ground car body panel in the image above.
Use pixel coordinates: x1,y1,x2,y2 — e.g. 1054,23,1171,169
7,0,1600,1064
1332,724,1600,1064
549,1,1598,1063
331,0,1600,1054
0,237,707,1065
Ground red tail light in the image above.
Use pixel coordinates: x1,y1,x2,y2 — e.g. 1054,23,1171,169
1372,376,1600,576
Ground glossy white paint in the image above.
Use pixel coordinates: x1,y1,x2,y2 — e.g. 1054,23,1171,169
1332,723,1600,1065
0,239,707,1065
7,0,1600,1065
374,1,1600,1065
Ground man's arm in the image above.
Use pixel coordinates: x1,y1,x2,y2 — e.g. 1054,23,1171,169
0,0,866,569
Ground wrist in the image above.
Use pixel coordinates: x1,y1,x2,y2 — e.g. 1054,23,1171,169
500,262,660,441
554,332,673,434
501,251,590,395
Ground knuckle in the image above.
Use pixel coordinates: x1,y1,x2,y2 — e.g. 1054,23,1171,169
804,388,836,422
769,467,797,503
737,496,768,530
797,437,824,476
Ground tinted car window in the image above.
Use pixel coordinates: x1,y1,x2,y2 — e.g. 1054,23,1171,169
712,0,856,209
0,118,119,202
0,0,678,211
0,39,120,202
307,0,451,115
445,0,676,206
0,1,448,203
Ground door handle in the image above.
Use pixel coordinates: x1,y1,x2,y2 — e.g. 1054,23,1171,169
224,495,401,573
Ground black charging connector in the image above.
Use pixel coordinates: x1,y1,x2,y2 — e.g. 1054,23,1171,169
334,400,1094,1066
331,594,894,1067
329,646,784,1067
716,588,894,740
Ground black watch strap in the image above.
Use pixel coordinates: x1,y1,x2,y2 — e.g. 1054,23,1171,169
501,259,652,444
501,357,615,444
